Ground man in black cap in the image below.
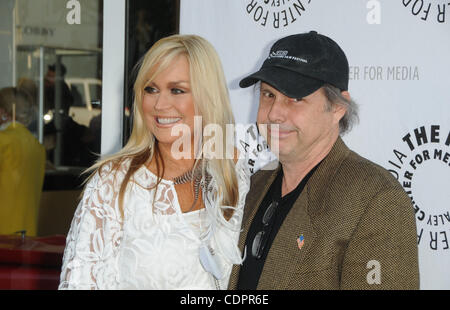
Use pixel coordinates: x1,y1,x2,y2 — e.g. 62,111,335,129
228,31,419,290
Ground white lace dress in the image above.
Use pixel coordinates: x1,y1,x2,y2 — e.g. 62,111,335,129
58,158,250,290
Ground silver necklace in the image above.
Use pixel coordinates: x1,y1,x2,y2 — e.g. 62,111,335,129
173,160,212,212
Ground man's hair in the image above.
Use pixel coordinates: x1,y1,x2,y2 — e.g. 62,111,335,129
322,84,359,135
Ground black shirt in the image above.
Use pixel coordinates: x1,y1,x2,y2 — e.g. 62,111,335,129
237,164,319,290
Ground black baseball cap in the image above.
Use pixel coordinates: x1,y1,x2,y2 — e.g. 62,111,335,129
239,31,349,99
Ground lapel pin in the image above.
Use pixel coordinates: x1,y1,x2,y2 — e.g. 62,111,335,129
297,234,305,250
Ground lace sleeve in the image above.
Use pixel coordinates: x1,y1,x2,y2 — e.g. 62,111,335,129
210,158,251,267
58,164,123,290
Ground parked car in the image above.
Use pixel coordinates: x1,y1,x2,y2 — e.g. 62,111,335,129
66,78,102,127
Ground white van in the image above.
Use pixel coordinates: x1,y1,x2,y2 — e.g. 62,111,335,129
66,78,102,127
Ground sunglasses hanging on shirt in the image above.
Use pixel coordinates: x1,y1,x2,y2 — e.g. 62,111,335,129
251,200,279,259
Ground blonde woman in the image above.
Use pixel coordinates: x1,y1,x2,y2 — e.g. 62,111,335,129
59,35,250,289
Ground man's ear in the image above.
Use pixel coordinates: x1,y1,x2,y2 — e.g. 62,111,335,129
332,90,350,122
341,90,351,101
333,91,351,118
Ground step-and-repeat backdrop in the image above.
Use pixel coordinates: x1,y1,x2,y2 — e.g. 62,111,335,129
180,0,450,289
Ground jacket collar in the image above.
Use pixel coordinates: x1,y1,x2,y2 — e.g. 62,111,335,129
304,136,350,219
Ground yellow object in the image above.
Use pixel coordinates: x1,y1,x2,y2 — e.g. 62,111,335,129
0,123,45,236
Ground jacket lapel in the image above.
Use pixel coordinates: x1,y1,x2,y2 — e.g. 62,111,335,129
305,137,350,219
256,184,316,289
228,164,280,289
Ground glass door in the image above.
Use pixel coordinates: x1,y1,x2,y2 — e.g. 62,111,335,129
0,0,104,238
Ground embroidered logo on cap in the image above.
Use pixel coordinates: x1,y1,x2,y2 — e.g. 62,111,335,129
268,50,308,63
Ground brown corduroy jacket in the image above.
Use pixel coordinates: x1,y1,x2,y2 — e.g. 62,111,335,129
228,137,420,290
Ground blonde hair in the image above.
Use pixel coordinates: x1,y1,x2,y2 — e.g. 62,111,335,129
85,34,238,219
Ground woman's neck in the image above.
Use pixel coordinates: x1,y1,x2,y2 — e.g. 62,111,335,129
148,141,198,180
